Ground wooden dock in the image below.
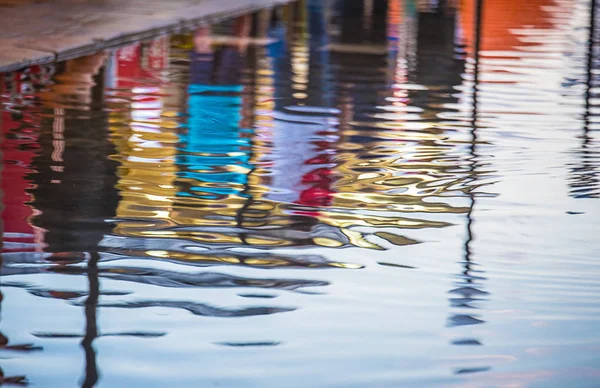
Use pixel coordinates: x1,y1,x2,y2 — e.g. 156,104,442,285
0,0,289,72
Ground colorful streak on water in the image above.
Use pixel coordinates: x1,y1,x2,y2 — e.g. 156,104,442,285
1,0,600,387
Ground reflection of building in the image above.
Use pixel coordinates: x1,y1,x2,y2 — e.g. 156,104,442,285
177,25,251,202
165,16,358,251
99,19,360,264
168,23,258,239
104,37,180,237
238,0,472,251
265,3,337,207
251,1,380,249
0,67,52,388
0,68,49,254
1,53,120,388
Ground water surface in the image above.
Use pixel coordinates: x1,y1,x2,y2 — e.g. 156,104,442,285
1,0,600,387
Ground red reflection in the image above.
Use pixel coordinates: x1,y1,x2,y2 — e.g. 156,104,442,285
1,70,43,252
112,37,169,89
460,0,557,52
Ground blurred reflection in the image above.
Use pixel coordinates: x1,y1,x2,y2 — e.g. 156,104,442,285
447,0,488,335
570,0,600,198
0,65,50,387
0,0,599,387
33,52,116,388
0,2,487,383
32,53,119,253
180,19,251,201
1,66,49,257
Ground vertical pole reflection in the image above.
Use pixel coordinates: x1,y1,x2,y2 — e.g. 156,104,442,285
236,11,262,241
81,252,99,388
79,59,107,388
585,0,597,129
465,0,483,259
447,0,488,337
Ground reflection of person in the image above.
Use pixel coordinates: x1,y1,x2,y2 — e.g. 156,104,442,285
178,17,253,200
190,15,250,84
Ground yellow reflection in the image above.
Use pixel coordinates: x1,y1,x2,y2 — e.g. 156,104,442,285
101,1,482,261
106,38,179,236
313,237,343,248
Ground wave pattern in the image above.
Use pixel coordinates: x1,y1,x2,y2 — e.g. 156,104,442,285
1,1,600,387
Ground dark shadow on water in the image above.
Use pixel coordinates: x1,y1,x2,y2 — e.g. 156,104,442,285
81,252,99,388
454,366,491,375
0,368,28,387
34,331,166,339
83,300,295,317
0,269,327,295
238,293,278,299
0,292,40,387
96,268,328,291
214,341,281,347
451,338,482,346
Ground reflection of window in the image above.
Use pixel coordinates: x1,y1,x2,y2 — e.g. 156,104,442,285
50,108,65,180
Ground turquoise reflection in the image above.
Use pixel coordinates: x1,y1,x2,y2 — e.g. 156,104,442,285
177,44,253,200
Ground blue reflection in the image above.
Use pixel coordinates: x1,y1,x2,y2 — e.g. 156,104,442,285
177,35,253,200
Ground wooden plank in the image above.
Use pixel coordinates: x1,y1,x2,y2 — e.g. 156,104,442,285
0,40,54,70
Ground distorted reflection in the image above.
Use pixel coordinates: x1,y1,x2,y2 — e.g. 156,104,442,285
570,0,600,198
1,0,599,387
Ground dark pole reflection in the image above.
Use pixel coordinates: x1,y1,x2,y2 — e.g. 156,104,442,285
465,0,483,262
235,12,260,243
585,0,597,131
447,0,489,344
81,252,99,388
29,53,114,387
79,58,108,388
570,0,600,199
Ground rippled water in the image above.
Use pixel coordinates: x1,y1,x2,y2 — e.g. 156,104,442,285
1,0,600,387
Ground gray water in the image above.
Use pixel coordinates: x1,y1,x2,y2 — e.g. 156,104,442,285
1,0,599,387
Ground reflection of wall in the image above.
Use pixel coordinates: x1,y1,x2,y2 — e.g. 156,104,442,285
262,0,314,204
0,68,52,253
178,85,250,200
167,29,254,232
106,39,179,236
460,0,554,52
164,14,362,250
262,0,339,207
